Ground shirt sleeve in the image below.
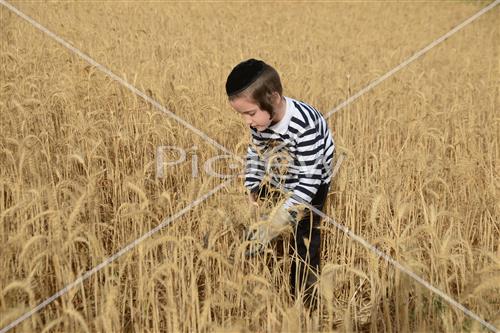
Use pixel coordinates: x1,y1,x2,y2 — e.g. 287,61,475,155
283,127,326,209
244,132,266,194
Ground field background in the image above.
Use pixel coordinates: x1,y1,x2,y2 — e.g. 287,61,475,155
1,1,499,332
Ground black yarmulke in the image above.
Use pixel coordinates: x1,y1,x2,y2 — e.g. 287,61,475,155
226,59,265,96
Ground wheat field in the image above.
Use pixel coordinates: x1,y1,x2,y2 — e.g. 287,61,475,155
1,1,499,332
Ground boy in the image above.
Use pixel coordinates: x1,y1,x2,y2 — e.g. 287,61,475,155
225,59,335,309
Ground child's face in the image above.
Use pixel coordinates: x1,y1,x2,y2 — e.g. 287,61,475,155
229,95,273,132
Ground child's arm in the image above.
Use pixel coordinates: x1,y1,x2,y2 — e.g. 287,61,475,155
248,191,258,205
244,132,265,204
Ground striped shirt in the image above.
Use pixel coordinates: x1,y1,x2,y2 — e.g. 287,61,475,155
245,96,335,209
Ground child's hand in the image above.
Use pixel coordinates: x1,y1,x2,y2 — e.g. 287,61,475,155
244,206,295,257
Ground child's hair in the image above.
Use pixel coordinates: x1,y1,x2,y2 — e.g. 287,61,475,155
226,59,283,117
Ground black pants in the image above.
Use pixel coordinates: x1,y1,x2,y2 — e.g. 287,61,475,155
253,182,330,309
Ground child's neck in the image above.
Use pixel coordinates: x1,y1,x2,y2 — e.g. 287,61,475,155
270,96,286,126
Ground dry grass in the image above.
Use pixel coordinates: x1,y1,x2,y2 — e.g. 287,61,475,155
1,1,499,332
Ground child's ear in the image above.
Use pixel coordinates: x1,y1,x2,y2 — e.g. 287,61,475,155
271,91,281,104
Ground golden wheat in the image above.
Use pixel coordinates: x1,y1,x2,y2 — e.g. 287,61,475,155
1,1,499,332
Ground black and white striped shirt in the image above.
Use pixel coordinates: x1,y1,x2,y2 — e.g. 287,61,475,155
245,96,335,209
